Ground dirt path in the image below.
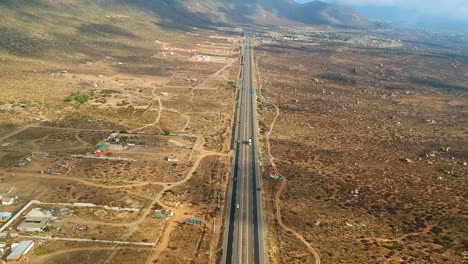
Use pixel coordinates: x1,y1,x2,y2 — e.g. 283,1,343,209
0,125,33,141
133,75,223,134
155,97,163,124
260,68,321,263
132,85,192,133
212,59,236,77
144,137,231,264
163,108,190,132
367,223,438,244
101,134,230,264
274,178,321,264
266,105,280,170
19,172,157,190
31,125,112,133
40,174,153,189
66,218,136,227
85,58,235,263
133,78,174,133
1,125,113,143
31,246,149,264
27,131,91,153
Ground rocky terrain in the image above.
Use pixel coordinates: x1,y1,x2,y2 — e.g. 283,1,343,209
256,29,467,263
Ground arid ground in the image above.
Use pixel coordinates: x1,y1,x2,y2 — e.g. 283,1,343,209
0,3,242,262
256,29,468,264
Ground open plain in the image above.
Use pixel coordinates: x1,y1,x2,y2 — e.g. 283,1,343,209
0,2,242,262
256,29,467,264
1,1,468,263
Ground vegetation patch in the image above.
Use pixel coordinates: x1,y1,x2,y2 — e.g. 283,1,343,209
0,27,45,55
79,23,136,38
65,92,91,104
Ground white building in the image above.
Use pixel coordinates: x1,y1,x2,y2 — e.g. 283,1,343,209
167,155,178,162
7,240,34,262
17,217,51,232
1,197,15,205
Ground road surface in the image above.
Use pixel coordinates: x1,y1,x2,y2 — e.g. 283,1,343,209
222,32,268,264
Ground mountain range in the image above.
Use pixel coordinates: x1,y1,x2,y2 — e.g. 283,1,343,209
126,0,371,28
0,0,370,28
0,0,371,58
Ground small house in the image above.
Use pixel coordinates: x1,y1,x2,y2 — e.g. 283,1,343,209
107,132,120,142
269,170,282,180
95,144,109,157
2,197,15,205
186,218,203,226
167,155,178,162
153,210,166,219
0,212,12,222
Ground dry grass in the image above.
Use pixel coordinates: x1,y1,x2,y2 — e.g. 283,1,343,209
257,30,467,264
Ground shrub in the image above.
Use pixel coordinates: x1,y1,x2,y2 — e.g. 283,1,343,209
65,92,90,104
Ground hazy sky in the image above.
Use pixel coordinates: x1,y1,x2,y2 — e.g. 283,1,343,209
295,0,468,19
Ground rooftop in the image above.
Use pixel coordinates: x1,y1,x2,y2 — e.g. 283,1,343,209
7,240,34,260
96,144,109,151
17,216,51,231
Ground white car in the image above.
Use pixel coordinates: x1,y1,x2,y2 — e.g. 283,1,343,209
248,138,252,145
236,203,239,209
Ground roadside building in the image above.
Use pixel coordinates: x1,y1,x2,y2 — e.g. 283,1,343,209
186,218,203,226
0,212,12,222
17,217,51,232
153,210,166,219
167,155,178,162
95,144,109,157
6,240,34,263
107,132,120,142
269,170,282,180
1,197,16,205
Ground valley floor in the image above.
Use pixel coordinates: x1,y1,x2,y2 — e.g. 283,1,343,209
0,8,242,262
256,29,467,264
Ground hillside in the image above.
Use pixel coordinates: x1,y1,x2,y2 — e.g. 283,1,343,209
0,1,244,263
0,0,370,60
128,0,371,28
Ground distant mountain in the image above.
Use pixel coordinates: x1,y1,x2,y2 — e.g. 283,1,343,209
282,0,371,27
121,0,372,28
0,0,370,28
335,4,468,32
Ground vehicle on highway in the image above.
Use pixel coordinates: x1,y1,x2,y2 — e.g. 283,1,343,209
236,203,239,209
248,138,252,145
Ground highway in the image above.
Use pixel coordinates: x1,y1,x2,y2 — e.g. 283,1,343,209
222,32,268,264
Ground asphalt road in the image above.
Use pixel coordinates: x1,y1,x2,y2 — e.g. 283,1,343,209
222,32,268,264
